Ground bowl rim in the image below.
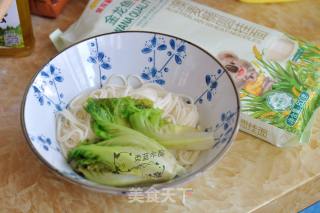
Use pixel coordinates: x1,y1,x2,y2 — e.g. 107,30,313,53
20,30,240,194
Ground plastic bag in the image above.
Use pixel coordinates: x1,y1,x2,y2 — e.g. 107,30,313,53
50,0,320,147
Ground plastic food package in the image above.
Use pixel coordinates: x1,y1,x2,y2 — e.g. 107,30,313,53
29,0,69,18
50,0,320,147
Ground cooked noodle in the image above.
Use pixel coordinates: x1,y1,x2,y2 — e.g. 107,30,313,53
56,75,201,168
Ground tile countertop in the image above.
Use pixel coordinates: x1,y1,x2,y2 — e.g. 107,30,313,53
0,0,319,212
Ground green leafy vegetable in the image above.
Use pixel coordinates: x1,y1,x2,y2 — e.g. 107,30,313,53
67,96,212,186
86,97,214,150
68,98,185,186
129,109,213,150
68,132,185,186
85,97,153,129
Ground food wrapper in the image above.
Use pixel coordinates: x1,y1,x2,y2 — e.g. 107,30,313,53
50,0,320,147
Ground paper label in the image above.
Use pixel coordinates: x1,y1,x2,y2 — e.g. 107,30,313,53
0,0,24,48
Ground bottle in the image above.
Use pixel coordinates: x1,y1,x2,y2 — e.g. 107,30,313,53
29,0,69,18
0,0,34,57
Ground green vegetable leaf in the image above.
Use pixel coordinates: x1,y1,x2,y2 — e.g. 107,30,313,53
68,112,185,186
85,97,213,150
129,109,213,150
85,97,153,128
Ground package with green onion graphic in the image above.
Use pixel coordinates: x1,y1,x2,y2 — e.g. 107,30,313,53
50,0,320,146
239,37,320,146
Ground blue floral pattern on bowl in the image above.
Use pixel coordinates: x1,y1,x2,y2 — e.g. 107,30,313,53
22,32,240,194
30,135,60,152
32,64,65,112
87,38,112,87
140,34,186,85
214,110,237,145
195,69,225,104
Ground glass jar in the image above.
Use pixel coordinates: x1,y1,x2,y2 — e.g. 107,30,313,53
0,0,35,57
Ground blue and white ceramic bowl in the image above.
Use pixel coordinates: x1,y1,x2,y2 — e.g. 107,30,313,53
21,31,240,194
